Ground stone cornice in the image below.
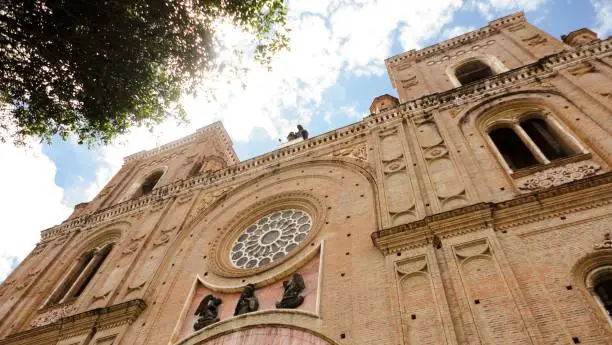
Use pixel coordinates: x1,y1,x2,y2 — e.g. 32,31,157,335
123,121,239,165
0,299,146,344
371,172,612,254
40,37,612,242
385,12,525,67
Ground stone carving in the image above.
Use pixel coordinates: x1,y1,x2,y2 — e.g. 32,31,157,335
126,281,146,294
518,163,600,191
287,125,309,141
234,284,259,316
194,295,222,330
594,233,612,250
567,61,597,76
276,273,306,309
522,33,547,46
332,143,368,161
186,187,233,224
507,23,526,32
230,209,312,269
30,303,78,328
400,75,418,89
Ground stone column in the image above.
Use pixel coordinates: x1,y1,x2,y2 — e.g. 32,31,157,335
512,123,550,164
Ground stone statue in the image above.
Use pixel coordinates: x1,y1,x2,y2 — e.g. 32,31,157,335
286,125,309,141
275,273,305,309
193,294,222,330
234,284,259,316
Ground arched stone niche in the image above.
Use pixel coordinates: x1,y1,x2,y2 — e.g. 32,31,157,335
192,326,336,345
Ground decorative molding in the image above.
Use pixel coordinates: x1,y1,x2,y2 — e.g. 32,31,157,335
29,302,78,328
186,187,234,225
400,75,418,89
567,61,597,76
518,162,600,191
507,23,526,32
522,33,547,46
9,300,146,344
331,143,368,161
372,172,612,254
126,281,147,294
594,233,612,250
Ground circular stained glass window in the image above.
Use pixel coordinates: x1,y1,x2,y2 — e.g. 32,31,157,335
229,209,312,269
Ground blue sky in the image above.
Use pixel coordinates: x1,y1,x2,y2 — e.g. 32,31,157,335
1,0,611,281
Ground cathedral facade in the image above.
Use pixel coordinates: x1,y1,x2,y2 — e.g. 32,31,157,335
2,11,612,345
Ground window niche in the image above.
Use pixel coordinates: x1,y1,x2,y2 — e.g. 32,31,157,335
456,60,494,85
45,243,114,307
584,264,612,323
485,111,586,175
132,170,164,198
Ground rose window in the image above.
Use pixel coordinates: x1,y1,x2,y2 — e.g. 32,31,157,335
229,209,312,269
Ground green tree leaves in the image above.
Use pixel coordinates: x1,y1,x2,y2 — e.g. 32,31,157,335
0,0,289,145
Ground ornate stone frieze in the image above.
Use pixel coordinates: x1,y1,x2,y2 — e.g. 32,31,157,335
518,162,600,191
30,303,78,328
594,233,612,250
331,143,368,161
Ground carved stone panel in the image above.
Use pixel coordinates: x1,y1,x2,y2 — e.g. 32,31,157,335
453,240,531,344
517,162,600,191
378,127,417,225
396,256,447,345
414,115,468,211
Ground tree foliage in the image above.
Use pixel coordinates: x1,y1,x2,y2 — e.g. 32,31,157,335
0,0,289,145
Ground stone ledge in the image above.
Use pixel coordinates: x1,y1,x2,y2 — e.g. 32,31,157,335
0,299,146,344
371,172,612,254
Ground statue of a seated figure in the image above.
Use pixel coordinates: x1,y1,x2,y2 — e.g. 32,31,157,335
234,284,259,316
286,125,309,141
193,294,222,330
275,273,305,309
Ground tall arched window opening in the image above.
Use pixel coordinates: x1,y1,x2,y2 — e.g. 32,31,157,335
489,127,538,170
133,171,163,198
188,161,204,178
456,60,494,85
520,118,574,160
594,274,612,318
46,243,114,306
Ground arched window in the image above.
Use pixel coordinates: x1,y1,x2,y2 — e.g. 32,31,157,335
133,170,163,198
520,118,574,160
594,276,612,318
489,127,538,170
46,243,114,306
188,160,204,178
456,60,494,85
486,114,582,172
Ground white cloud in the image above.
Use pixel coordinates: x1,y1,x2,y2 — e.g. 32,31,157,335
0,141,72,281
468,0,549,19
591,0,612,37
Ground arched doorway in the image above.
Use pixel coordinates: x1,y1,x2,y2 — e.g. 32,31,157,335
197,326,334,345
